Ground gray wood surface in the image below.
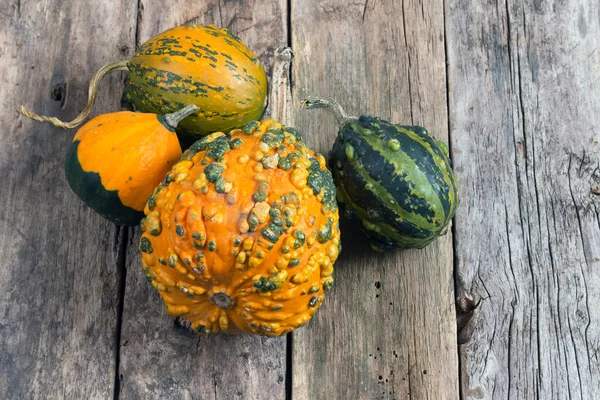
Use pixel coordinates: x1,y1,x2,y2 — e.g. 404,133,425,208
118,2,289,399
447,0,600,398
290,1,459,399
3,1,599,399
0,0,137,398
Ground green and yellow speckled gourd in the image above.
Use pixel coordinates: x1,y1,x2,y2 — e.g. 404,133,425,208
124,25,268,140
303,96,459,251
138,120,341,336
19,25,268,142
64,105,197,226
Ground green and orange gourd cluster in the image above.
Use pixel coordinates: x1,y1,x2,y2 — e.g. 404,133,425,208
21,25,269,226
20,24,458,336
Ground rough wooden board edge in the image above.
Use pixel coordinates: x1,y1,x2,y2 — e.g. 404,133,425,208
267,47,293,125
447,0,600,398
0,1,137,398
290,1,459,399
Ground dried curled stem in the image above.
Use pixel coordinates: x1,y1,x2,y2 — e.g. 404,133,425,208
268,47,293,125
162,104,199,129
301,95,357,127
18,60,129,129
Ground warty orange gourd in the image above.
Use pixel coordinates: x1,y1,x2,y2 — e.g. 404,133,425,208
138,119,341,336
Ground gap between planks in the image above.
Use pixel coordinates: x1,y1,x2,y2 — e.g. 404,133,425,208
113,227,129,400
114,2,142,396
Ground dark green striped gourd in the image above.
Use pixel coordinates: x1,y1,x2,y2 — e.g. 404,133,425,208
303,96,459,251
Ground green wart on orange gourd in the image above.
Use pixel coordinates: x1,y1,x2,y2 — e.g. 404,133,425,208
303,96,459,251
19,25,268,141
65,105,197,226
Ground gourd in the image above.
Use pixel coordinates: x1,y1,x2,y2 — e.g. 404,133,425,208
138,119,341,336
20,25,268,141
65,105,197,226
303,96,459,251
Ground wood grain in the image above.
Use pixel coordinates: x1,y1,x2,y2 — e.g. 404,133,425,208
0,0,137,398
447,0,600,398
290,1,459,399
118,2,289,398
5,0,599,398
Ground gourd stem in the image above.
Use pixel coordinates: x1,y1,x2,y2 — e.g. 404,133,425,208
211,292,233,309
268,47,293,124
163,104,199,129
18,60,130,129
301,95,357,127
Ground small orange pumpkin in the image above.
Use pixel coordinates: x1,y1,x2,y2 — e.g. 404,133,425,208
138,119,341,335
65,105,197,225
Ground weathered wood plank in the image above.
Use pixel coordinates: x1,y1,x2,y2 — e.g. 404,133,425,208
118,2,288,398
0,1,137,398
290,1,459,399
447,0,600,398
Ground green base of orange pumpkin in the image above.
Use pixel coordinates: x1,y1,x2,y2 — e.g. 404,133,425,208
65,140,145,226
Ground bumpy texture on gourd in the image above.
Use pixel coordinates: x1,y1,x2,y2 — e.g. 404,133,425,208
330,116,459,251
124,25,268,140
139,120,341,336
64,109,190,226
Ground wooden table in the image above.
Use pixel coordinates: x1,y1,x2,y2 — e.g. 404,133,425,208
1,0,599,399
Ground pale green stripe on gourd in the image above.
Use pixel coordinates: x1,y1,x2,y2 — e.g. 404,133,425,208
401,127,458,211
347,120,455,219
340,151,438,233
335,181,428,248
349,125,447,225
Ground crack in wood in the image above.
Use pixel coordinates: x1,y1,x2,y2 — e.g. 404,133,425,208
217,0,224,28
135,0,142,50
361,0,369,23
401,0,414,125
113,227,129,400
506,299,515,399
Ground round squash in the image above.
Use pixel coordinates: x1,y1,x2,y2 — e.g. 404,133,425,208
125,25,268,141
19,25,268,142
303,96,459,251
138,120,341,336
65,105,197,226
